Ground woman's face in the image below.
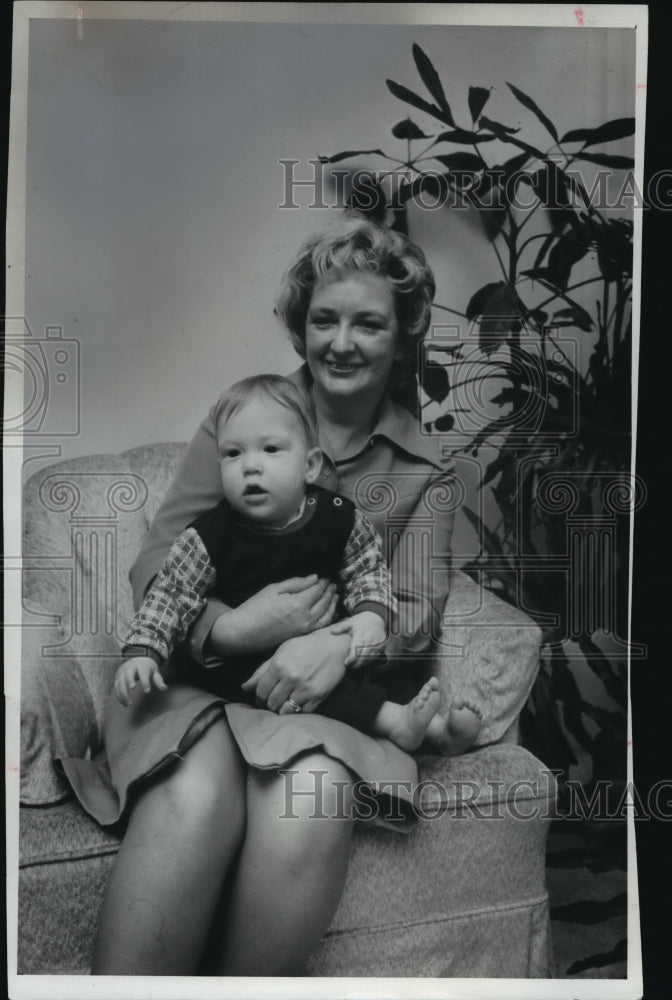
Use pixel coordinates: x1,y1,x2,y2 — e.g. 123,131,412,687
304,271,404,405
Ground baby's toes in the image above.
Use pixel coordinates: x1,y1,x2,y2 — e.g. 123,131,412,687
463,701,482,719
416,679,437,705
415,684,430,705
424,677,440,698
452,699,482,719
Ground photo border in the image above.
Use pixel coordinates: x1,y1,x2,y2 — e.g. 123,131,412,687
5,4,649,999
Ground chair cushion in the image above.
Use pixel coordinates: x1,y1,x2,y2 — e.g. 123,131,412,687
18,744,555,976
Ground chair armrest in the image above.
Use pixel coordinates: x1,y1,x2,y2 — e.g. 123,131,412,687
19,612,98,805
434,570,541,746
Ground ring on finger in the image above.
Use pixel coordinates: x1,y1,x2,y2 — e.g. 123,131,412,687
287,697,302,714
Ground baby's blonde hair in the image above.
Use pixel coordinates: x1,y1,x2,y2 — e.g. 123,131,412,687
213,374,318,452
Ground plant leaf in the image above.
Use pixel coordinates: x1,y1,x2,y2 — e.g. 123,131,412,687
507,82,558,142
521,266,555,283
574,151,635,169
550,305,593,332
523,666,579,772
551,894,627,925
548,160,592,207
562,117,635,146
466,281,509,320
552,658,596,753
479,450,512,488
479,116,545,159
461,505,505,556
532,233,557,271
392,118,430,140
489,387,520,407
592,217,634,280
466,281,524,353
386,79,451,125
560,306,594,332
526,162,579,235
547,844,626,874
501,149,533,176
538,160,572,204
467,415,517,452
409,171,451,203
468,86,491,123
433,413,455,432
566,938,627,977
579,701,626,738
412,44,454,123
420,359,450,403
546,232,590,290
521,272,596,331
318,149,385,164
435,129,496,145
529,307,549,328
434,152,483,173
479,115,520,135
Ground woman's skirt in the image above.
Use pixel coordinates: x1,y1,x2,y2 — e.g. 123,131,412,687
59,683,419,829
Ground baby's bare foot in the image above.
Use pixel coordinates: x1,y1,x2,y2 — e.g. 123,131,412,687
374,678,441,752
426,700,482,756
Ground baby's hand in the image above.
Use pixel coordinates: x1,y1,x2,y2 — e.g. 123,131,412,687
114,655,168,707
330,611,386,668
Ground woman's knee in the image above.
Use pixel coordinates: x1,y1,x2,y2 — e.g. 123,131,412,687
279,753,356,824
249,754,355,876
147,719,246,832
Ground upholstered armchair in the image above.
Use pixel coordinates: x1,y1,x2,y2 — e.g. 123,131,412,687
18,443,555,977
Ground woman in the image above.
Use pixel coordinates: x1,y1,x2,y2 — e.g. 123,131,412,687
74,216,459,976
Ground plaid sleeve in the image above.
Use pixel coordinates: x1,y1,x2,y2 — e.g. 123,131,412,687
340,509,397,621
123,527,217,663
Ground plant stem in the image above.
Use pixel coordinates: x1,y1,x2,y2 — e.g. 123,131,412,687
525,275,607,313
491,235,509,283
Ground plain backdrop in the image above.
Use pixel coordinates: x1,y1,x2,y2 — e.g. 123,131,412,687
22,17,636,469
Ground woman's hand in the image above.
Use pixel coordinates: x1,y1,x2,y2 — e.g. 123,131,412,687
209,576,338,656
241,630,351,714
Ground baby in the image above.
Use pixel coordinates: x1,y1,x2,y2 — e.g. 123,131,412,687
115,375,478,753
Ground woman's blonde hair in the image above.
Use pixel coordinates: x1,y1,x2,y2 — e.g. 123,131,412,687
275,216,435,394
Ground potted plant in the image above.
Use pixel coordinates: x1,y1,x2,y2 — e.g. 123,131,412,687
320,48,638,915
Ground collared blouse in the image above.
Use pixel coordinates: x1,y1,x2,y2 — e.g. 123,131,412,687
129,366,457,666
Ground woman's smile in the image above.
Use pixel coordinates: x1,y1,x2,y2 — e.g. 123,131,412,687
305,272,403,403
324,360,363,375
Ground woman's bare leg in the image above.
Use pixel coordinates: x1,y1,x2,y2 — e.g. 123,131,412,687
215,753,356,976
92,719,246,975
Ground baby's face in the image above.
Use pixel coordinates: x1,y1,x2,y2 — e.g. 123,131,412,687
217,397,321,527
